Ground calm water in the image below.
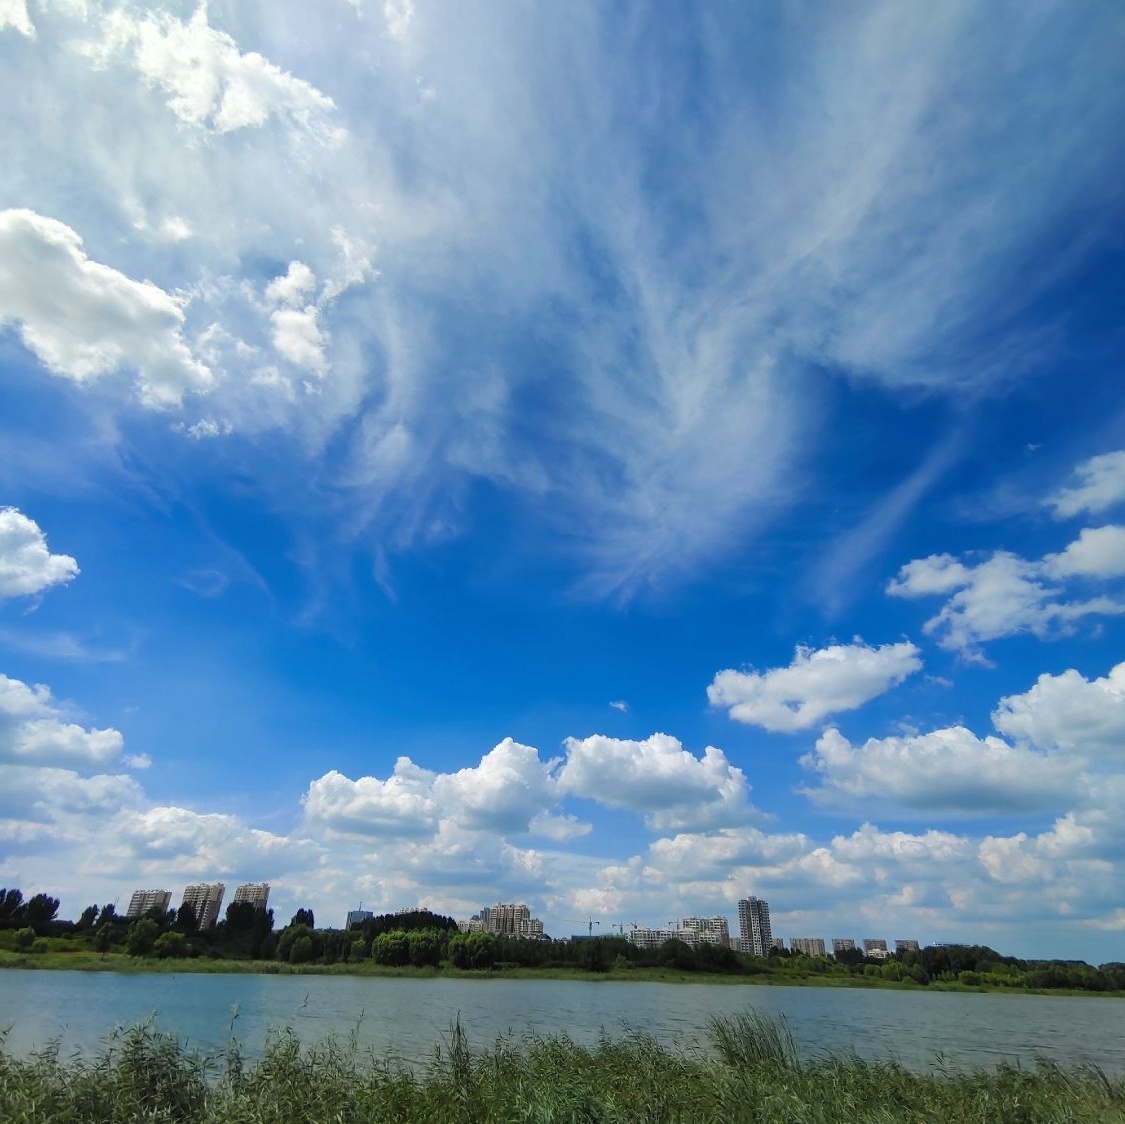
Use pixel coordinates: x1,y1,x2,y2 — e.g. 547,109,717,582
1,971,1123,1074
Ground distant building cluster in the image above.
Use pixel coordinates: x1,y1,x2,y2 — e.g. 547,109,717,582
624,898,771,955
122,882,926,954
783,935,919,958
125,882,269,931
459,902,546,939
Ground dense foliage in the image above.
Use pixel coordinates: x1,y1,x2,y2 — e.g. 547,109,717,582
0,1015,1121,1123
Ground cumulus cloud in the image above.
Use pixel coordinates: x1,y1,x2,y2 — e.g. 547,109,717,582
558,733,755,831
0,764,141,823
0,209,212,406
77,7,338,136
799,726,1080,816
1047,451,1125,519
0,673,124,769
708,640,921,732
0,508,79,598
303,759,438,837
304,738,558,838
1042,525,1125,579
888,545,1125,658
432,738,558,833
992,661,1125,756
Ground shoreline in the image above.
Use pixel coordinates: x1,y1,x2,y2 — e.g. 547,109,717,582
3,950,1123,998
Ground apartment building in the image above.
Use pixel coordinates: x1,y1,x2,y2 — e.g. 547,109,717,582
737,896,773,957
232,883,270,911
180,882,226,930
679,916,730,947
125,889,171,920
789,937,827,957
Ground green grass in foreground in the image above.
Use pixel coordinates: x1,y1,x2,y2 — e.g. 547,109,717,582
1,1014,1122,1123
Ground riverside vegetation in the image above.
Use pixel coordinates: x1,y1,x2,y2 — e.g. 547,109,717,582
1,1012,1123,1123
3,889,1125,994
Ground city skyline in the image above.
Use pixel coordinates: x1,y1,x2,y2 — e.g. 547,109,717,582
1,3,1124,962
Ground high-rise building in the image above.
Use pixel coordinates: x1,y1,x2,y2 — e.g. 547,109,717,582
477,903,545,939
346,909,373,929
832,938,857,954
894,939,920,953
863,938,888,954
789,937,826,957
125,889,171,920
180,883,226,930
232,883,270,911
679,916,730,947
737,897,772,957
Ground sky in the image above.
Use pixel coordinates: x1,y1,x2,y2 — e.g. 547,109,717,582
1,0,1123,962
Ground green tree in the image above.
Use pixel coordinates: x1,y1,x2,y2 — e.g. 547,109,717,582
371,931,410,966
14,926,36,951
154,932,190,959
289,934,315,964
290,908,315,929
174,902,198,933
0,888,24,921
76,905,100,931
93,924,114,955
126,918,159,957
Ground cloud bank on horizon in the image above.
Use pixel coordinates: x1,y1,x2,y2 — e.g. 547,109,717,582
1,0,1123,959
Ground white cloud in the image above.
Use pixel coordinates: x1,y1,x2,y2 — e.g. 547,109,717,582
433,738,558,833
558,733,755,831
0,209,213,406
79,7,338,136
0,508,79,598
609,700,629,712
108,805,308,875
265,262,318,309
800,726,1080,816
270,306,328,376
2,3,1120,595
1047,451,1125,519
527,810,592,842
0,0,34,38
708,640,921,732
992,662,1125,756
303,759,438,837
0,764,141,823
888,547,1125,658
1042,525,1125,579
0,673,124,769
303,738,558,837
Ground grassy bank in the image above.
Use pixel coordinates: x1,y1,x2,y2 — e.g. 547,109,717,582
1,1014,1121,1123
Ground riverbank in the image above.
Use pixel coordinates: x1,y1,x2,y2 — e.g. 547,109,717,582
1,1013,1122,1123
3,948,1124,999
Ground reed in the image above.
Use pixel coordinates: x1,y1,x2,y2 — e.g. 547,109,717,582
1,1015,1121,1122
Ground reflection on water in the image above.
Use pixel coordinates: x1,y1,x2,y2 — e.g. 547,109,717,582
1,971,1123,1075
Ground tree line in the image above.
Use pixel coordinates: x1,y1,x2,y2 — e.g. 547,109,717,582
3,886,1124,992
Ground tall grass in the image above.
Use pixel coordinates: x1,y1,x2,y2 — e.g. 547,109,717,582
0,1015,1122,1122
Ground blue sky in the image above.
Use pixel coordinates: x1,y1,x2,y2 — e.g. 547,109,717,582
1,0,1124,960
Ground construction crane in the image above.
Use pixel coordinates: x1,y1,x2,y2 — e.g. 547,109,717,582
563,917,601,937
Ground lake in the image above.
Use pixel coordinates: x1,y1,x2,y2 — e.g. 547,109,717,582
1,971,1123,1075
